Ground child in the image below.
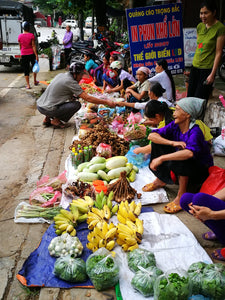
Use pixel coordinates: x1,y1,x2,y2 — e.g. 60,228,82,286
84,53,98,76
102,54,119,90
106,61,136,95
93,53,110,86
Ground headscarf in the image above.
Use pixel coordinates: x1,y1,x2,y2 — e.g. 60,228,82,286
176,97,206,129
137,67,151,76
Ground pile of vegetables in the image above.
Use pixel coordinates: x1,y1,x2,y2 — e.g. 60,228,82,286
86,248,119,291
154,272,190,300
15,203,61,220
48,233,83,257
70,123,129,157
131,266,163,297
75,156,139,187
54,256,87,283
187,261,207,295
127,248,156,273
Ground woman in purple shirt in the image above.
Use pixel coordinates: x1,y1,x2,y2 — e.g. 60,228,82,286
63,25,73,68
143,97,213,213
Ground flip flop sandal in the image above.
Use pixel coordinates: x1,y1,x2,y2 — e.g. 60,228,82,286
25,86,31,89
164,202,182,214
51,122,66,129
34,81,39,86
202,231,217,241
211,249,225,261
142,182,164,192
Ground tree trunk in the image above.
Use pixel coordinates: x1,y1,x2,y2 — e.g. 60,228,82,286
94,0,107,28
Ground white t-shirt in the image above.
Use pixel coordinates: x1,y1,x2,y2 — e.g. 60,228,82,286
134,97,174,110
148,70,173,101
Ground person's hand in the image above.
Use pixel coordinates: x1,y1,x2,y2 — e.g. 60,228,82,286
116,101,125,107
188,204,213,221
206,74,215,85
36,55,39,62
133,147,142,154
171,141,186,149
107,100,116,107
150,157,163,171
106,89,112,94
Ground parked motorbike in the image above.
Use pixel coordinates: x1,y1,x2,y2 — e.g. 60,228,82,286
218,47,225,82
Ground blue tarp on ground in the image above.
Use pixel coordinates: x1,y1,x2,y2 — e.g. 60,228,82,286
17,206,154,288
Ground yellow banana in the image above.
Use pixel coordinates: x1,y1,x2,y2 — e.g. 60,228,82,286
129,201,136,213
66,224,74,233
103,204,111,220
127,211,136,222
106,240,115,251
134,202,142,217
135,218,144,235
91,207,104,219
99,239,106,248
117,213,127,224
116,238,124,246
128,243,139,251
74,203,89,214
102,221,109,236
60,209,75,222
105,228,117,240
54,220,70,226
72,199,89,207
54,214,70,222
86,242,96,251
70,229,77,236
117,223,134,236
119,205,129,219
124,200,130,211
70,204,80,220
94,226,104,239
126,220,138,232
87,212,102,224
122,243,129,251
88,219,99,230
84,195,94,207
59,223,70,232
108,222,115,230
124,236,137,246
118,232,133,241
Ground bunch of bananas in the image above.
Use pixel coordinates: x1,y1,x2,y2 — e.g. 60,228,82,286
54,196,94,236
86,221,117,252
94,190,118,215
86,205,113,230
116,201,144,252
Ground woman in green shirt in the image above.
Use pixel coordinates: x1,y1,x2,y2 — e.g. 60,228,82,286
188,0,225,104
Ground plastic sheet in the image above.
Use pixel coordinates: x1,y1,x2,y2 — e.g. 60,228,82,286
116,212,212,300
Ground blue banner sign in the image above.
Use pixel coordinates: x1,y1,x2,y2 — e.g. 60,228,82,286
126,3,184,75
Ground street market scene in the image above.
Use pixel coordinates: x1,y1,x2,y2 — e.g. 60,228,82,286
0,0,225,299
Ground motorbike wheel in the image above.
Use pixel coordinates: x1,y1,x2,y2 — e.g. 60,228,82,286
70,53,84,64
218,62,225,82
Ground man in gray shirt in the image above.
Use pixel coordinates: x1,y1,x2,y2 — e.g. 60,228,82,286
37,62,115,128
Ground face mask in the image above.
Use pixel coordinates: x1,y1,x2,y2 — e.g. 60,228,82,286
109,71,115,78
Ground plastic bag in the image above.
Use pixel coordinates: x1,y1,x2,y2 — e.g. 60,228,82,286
154,271,191,300
86,248,119,291
32,60,40,73
37,170,67,190
127,248,156,273
125,145,150,168
127,112,143,124
200,166,225,195
187,261,207,295
201,263,225,300
213,130,225,156
111,115,125,135
54,255,87,282
131,266,163,297
96,143,112,158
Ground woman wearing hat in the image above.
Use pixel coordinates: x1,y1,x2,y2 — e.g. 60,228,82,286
142,97,213,213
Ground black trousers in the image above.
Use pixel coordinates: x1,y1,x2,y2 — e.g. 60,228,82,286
187,66,213,103
21,54,36,76
150,143,209,185
64,48,72,66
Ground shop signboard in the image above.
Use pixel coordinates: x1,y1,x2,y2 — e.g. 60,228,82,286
183,28,197,67
126,3,184,75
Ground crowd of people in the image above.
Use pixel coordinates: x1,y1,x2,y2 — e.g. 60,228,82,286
19,0,225,261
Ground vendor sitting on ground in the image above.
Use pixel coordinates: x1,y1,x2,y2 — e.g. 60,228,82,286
84,52,98,76
116,82,173,112
36,62,115,129
93,53,110,86
143,97,213,214
180,186,225,261
105,61,136,95
125,67,151,108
